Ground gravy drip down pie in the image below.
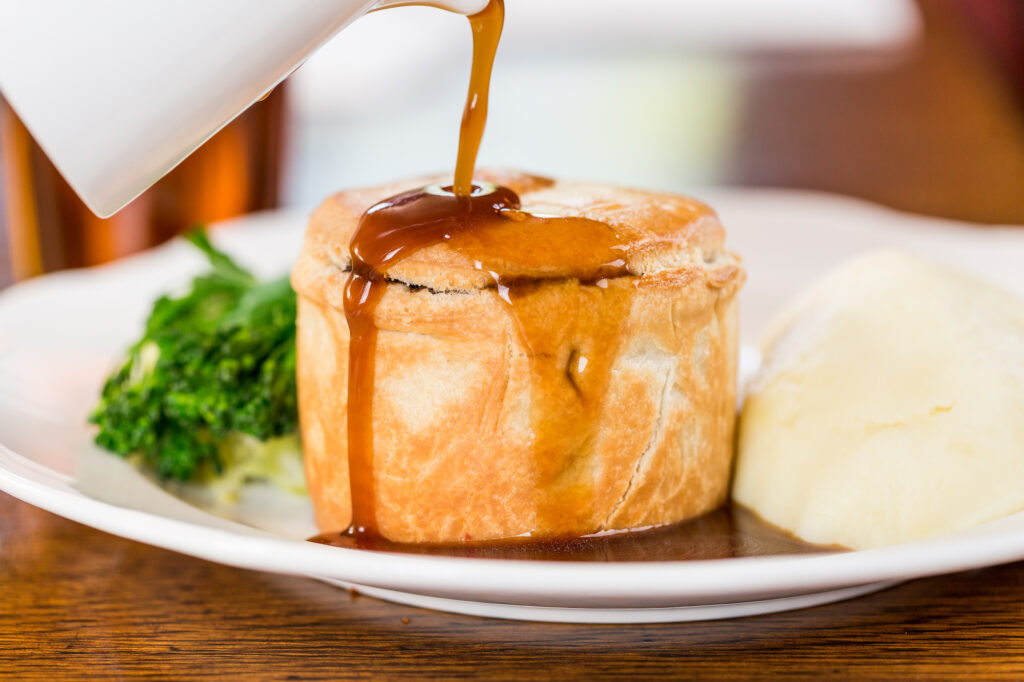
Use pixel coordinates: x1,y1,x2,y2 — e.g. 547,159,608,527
292,170,744,543
292,0,741,544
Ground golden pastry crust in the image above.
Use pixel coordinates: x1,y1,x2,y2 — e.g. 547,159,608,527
293,170,744,542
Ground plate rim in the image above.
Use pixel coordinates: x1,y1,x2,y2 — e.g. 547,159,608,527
4,192,1024,613
4,439,1024,610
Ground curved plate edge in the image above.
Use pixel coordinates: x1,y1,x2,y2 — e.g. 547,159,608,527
318,579,903,623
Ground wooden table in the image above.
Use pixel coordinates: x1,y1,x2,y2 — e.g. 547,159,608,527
4,492,1024,680
4,2,1024,679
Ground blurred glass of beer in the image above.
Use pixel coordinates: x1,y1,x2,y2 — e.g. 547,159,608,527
0,85,287,288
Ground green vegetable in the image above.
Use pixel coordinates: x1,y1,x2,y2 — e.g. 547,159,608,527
207,432,306,501
90,228,299,483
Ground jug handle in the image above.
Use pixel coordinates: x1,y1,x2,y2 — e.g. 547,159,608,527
369,0,489,15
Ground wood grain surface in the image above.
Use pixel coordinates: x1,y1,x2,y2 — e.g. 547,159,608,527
4,2,1024,679
5,492,1024,680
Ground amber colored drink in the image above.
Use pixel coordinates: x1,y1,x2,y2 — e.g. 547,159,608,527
0,86,287,287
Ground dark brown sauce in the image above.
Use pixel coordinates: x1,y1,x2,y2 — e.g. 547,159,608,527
336,0,764,550
342,0,649,541
453,0,503,196
343,182,634,538
341,0,508,538
312,504,840,561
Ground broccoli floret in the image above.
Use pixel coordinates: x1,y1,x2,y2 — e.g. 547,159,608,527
90,228,298,482
207,432,306,502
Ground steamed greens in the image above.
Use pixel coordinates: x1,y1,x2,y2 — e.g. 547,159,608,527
90,229,299,484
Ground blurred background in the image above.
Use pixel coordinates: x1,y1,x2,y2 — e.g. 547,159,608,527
1,0,1023,288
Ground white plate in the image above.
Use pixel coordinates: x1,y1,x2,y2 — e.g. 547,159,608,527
4,189,1024,624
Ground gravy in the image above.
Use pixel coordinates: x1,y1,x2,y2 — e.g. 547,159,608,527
333,0,821,560
313,504,838,561
341,0,644,541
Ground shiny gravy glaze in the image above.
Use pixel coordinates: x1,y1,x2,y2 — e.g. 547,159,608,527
329,0,833,558
343,181,633,539
312,505,836,561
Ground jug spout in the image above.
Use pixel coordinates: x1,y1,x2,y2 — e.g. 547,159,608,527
0,0,489,219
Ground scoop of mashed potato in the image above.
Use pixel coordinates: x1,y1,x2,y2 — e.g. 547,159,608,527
734,251,1024,549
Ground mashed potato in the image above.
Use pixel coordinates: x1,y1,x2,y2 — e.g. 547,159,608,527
734,251,1024,549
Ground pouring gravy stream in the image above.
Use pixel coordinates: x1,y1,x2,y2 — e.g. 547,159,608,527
325,0,832,559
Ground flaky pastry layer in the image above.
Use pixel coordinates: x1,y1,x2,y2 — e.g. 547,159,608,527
293,171,743,542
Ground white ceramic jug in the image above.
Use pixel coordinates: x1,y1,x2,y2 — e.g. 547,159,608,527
0,0,487,217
